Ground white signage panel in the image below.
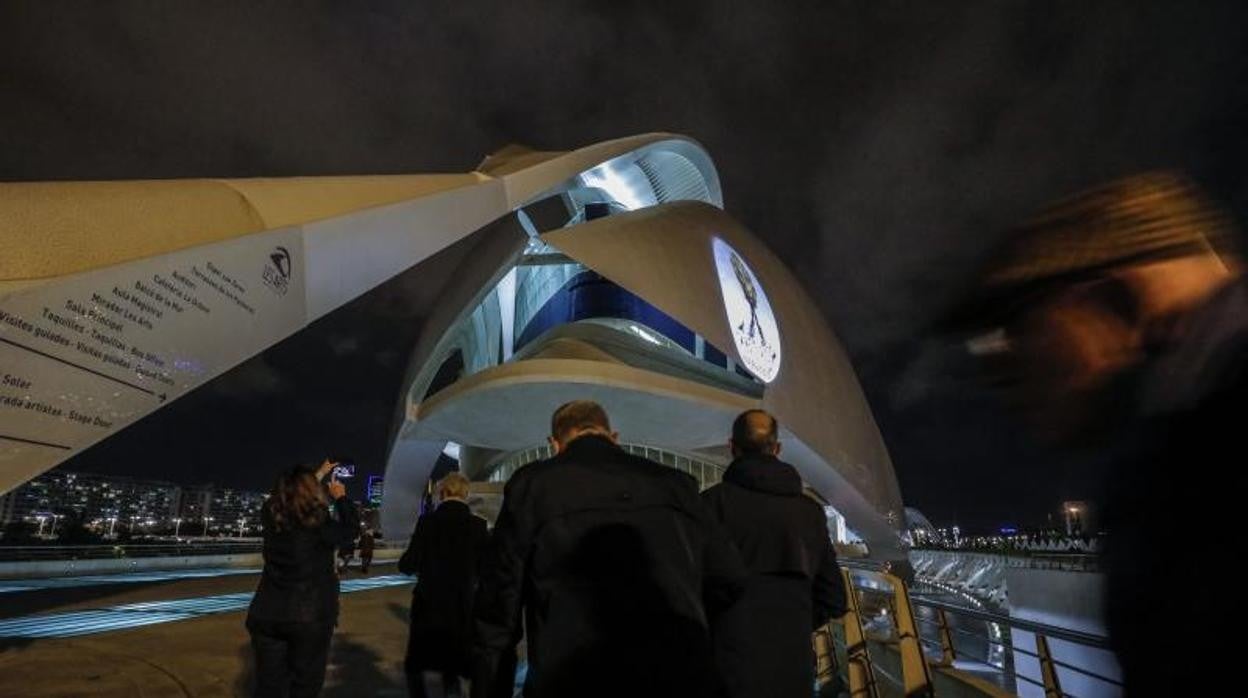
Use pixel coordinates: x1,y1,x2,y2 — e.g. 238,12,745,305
0,228,307,491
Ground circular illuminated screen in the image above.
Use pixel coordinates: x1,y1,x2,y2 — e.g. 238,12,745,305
712,238,781,382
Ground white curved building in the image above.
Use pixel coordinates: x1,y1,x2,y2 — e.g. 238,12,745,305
0,134,905,559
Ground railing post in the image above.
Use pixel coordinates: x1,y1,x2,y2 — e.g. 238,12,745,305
813,622,841,694
841,568,880,698
887,572,935,697
935,607,957,668
1036,633,1063,698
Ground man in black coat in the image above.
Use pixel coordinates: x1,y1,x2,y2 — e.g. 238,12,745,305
701,410,848,698
471,400,746,698
400,472,491,697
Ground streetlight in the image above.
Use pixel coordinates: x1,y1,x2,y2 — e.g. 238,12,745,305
237,517,246,538
50,514,62,537
35,515,47,537
202,516,214,536
107,516,117,538
173,517,183,539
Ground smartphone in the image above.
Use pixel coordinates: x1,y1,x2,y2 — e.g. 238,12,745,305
332,463,356,479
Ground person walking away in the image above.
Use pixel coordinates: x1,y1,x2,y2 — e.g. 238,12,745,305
471,400,746,698
358,528,376,575
399,473,490,697
246,460,360,698
701,410,847,698
337,532,357,576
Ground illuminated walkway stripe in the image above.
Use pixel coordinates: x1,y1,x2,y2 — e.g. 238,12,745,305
0,574,414,638
0,559,396,594
0,567,261,594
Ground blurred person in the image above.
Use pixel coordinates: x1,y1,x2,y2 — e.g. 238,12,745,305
358,527,376,575
399,473,490,698
337,533,357,576
471,400,746,698
246,460,360,698
947,172,1246,694
702,410,848,698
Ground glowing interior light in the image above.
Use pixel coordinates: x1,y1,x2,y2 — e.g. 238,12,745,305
579,163,649,210
442,442,461,460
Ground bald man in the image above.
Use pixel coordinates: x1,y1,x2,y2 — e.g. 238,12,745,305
701,410,847,698
472,400,745,698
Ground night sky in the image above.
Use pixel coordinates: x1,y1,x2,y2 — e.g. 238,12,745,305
3,2,1247,531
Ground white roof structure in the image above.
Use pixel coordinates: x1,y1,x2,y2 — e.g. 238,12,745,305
0,134,905,560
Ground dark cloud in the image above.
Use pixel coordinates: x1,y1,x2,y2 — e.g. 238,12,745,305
3,1,1247,529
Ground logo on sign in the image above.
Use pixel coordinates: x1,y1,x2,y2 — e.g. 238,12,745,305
713,238,781,383
262,246,292,296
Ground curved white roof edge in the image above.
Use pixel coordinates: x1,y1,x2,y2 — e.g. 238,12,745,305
490,133,723,210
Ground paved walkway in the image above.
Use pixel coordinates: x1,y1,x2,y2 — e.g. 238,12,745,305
0,569,415,697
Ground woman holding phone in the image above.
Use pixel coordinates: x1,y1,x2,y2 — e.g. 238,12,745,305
246,460,360,698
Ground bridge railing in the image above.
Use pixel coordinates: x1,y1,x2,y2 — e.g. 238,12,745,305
910,547,1101,574
0,537,403,563
0,541,263,562
816,564,1122,697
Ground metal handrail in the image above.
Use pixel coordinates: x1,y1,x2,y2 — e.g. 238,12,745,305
0,539,397,563
924,618,1120,688
913,597,1112,650
835,563,1123,697
0,542,264,562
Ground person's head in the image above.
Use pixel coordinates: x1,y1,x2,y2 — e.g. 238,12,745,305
953,172,1240,440
436,472,470,504
268,464,327,532
730,409,782,458
548,400,617,453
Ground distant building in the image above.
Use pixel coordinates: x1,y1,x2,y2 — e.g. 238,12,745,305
177,484,214,523
1062,501,1097,536
0,471,266,536
366,475,384,507
0,470,179,532
904,507,938,547
210,488,267,535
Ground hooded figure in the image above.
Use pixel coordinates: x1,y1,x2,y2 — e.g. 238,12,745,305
701,410,847,698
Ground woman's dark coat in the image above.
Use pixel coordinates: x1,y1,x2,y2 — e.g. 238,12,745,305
247,496,361,625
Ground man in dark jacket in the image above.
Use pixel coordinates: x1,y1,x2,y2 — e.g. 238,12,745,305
471,400,746,698
400,472,490,697
701,410,847,698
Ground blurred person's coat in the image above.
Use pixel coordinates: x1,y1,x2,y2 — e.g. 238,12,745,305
701,454,848,698
399,498,490,677
1106,277,1248,695
471,435,747,698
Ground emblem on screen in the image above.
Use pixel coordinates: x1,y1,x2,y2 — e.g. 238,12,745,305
713,238,780,382
262,246,292,296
